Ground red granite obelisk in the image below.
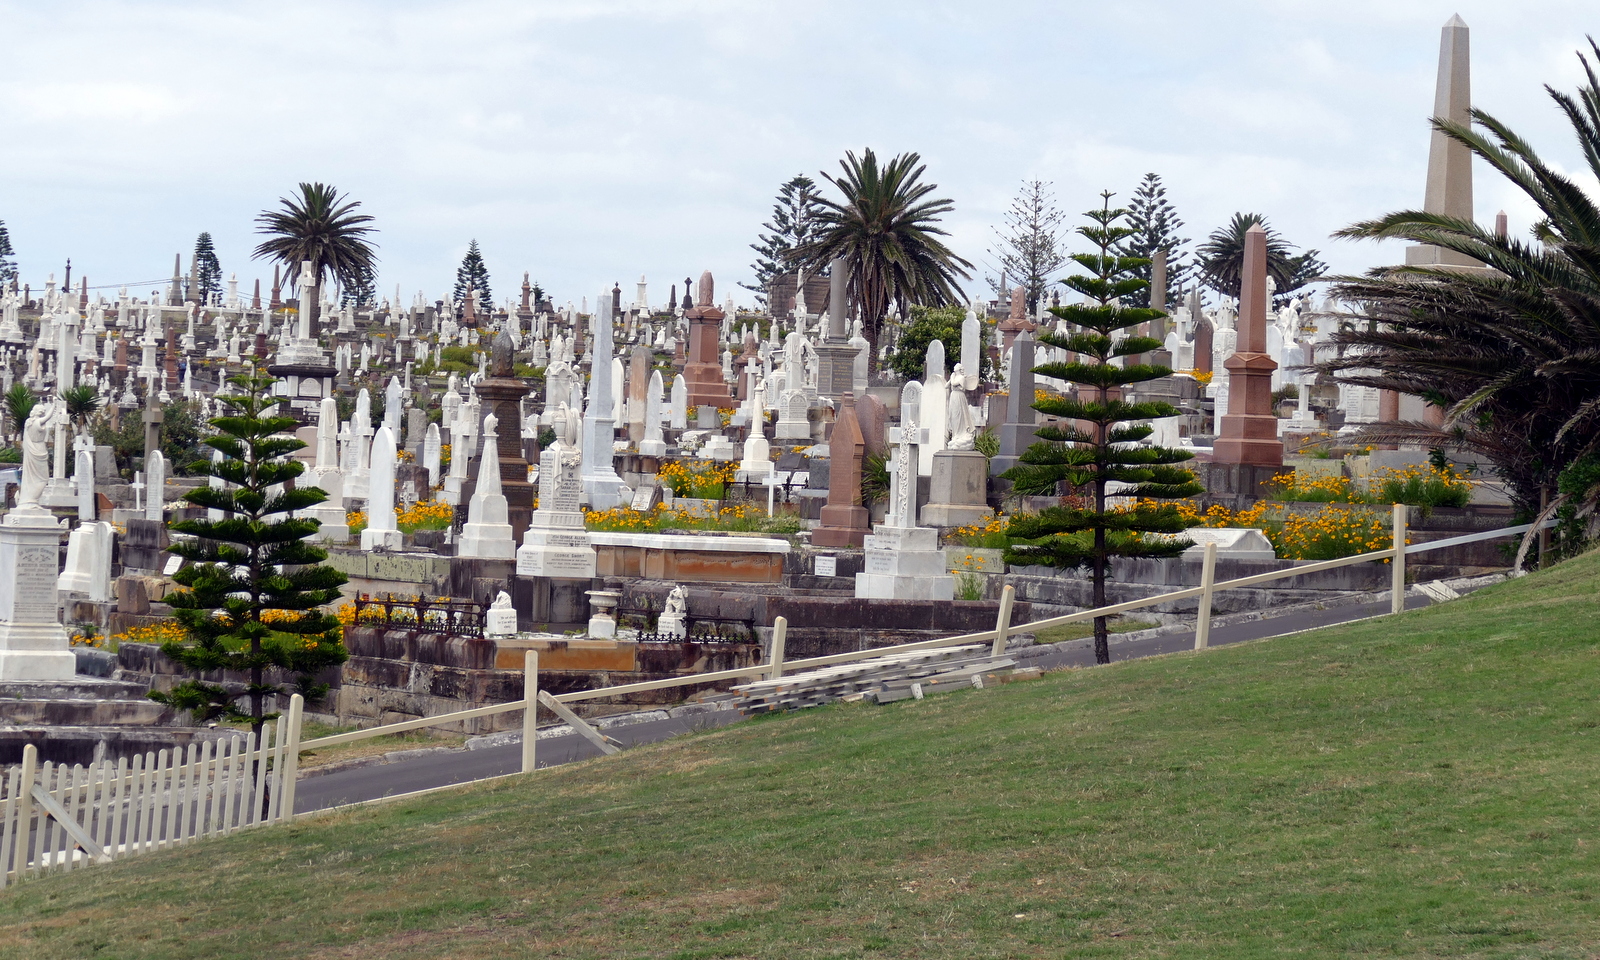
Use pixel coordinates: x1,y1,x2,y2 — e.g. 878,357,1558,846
1212,225,1281,467
683,271,734,411
812,393,870,548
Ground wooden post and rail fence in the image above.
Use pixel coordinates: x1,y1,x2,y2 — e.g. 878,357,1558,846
0,507,1543,883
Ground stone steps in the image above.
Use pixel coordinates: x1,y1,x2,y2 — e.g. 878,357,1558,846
0,698,174,727
0,678,151,701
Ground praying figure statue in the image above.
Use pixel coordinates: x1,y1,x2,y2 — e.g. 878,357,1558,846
19,402,52,507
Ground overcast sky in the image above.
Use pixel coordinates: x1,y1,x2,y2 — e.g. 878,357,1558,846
2,1,1596,309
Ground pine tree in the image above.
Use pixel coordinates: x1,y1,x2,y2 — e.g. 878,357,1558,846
986,180,1068,313
341,265,377,307
0,220,15,285
742,175,823,305
148,375,349,737
1002,192,1204,665
453,240,492,311
1119,173,1191,308
193,232,223,304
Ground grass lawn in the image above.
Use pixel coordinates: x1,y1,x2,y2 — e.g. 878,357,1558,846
5,552,1600,958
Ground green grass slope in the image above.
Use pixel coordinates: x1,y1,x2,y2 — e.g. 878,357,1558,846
6,553,1600,959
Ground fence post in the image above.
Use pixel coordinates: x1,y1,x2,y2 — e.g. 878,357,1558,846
15,743,36,878
278,694,304,822
768,617,788,681
522,650,539,774
990,584,1016,658
1194,541,1217,650
1391,503,1407,616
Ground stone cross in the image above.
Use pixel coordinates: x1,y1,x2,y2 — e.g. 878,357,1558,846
885,381,926,528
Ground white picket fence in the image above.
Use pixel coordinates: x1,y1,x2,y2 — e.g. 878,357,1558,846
0,508,1543,885
0,711,302,887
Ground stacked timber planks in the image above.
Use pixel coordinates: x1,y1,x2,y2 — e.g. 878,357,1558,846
732,645,1024,714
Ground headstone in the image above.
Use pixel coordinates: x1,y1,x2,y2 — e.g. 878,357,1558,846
1213,227,1282,467
579,296,631,508
423,423,442,488
1180,527,1276,561
360,426,403,550
516,408,597,579
458,413,517,559
144,450,166,522
812,393,871,549
990,330,1037,477
485,590,518,637
775,388,810,440
639,369,667,456
919,339,949,476
738,376,774,479
0,499,72,680
75,450,95,521
856,382,954,600
669,374,688,430
57,520,112,602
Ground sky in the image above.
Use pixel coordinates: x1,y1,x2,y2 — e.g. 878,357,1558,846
2,0,1597,310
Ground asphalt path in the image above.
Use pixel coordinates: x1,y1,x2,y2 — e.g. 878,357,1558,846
294,709,745,814
294,593,1437,814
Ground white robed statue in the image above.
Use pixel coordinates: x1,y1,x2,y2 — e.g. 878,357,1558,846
18,402,52,508
946,368,977,451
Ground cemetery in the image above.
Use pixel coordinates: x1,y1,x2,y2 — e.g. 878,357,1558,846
6,7,1600,957
0,13,1564,769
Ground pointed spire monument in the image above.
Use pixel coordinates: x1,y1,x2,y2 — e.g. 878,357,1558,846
1405,14,1482,270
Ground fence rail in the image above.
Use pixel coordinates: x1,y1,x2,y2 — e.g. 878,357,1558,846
3,508,1543,884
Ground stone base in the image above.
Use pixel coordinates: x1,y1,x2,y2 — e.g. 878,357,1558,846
588,616,617,639
775,419,811,440
305,505,350,542
813,502,870,548
583,475,633,511
0,624,75,681
855,524,955,600
854,571,956,601
485,608,518,637
920,502,994,527
360,526,403,551
458,523,517,560
700,437,736,461
923,449,991,527
658,613,686,639
515,542,597,578
40,478,78,509
639,439,667,457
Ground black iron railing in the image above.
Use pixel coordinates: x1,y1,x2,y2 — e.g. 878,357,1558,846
349,594,487,638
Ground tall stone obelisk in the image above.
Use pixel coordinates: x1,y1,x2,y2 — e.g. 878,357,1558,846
1212,226,1282,470
1405,14,1477,270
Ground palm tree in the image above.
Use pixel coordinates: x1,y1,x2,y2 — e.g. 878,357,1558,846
1195,213,1326,300
1316,39,1600,518
3,383,35,441
252,182,378,327
794,149,973,374
59,385,101,436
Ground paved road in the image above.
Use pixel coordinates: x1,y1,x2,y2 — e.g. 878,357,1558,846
294,710,745,814
294,594,1438,814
